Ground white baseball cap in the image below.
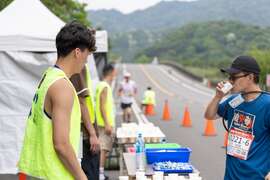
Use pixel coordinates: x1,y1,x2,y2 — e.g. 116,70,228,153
124,72,131,77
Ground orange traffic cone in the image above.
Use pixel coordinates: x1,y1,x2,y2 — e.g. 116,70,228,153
223,132,228,147
144,104,155,116
203,119,217,136
181,106,192,127
162,100,171,121
18,173,26,180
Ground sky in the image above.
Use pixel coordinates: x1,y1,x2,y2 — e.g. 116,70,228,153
78,0,196,14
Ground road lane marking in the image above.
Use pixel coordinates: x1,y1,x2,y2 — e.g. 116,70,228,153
158,66,180,83
158,65,213,97
181,82,212,97
140,65,174,97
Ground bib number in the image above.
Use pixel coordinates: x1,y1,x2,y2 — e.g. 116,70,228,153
227,129,254,160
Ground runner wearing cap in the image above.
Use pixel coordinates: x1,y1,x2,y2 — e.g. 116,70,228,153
118,72,137,123
204,56,270,180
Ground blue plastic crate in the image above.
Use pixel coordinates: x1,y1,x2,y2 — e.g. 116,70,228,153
145,147,191,164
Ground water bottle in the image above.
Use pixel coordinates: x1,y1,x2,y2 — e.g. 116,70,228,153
135,133,145,171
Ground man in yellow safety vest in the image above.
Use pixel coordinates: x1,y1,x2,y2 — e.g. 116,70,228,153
70,64,100,180
18,21,96,180
95,64,116,180
141,86,156,111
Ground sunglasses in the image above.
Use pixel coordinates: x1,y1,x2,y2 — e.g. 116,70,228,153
228,73,250,81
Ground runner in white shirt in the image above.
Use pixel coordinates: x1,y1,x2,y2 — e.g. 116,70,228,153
118,72,137,123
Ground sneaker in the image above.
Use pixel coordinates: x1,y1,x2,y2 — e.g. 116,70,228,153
99,174,105,180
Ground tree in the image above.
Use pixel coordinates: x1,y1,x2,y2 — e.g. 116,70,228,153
136,21,270,67
248,48,270,87
0,0,12,10
136,55,151,63
0,0,90,26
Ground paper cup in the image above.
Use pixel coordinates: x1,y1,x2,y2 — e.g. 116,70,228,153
136,171,145,179
189,173,199,178
154,171,164,177
178,176,186,180
118,176,129,180
168,173,178,180
153,174,163,180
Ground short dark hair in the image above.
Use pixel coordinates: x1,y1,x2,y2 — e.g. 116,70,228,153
102,63,115,77
56,21,96,58
147,87,152,90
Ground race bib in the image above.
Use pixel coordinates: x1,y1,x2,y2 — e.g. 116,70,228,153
227,109,255,160
227,129,254,160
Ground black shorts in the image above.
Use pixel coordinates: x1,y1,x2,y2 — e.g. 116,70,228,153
121,103,132,110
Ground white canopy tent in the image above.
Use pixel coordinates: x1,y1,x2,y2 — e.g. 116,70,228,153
0,0,108,174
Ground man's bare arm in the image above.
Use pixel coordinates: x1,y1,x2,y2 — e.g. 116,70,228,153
49,79,87,180
78,96,99,153
100,87,112,135
204,96,223,120
204,82,226,120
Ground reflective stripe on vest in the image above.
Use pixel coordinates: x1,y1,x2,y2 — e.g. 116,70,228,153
85,65,95,124
95,81,115,127
18,67,81,180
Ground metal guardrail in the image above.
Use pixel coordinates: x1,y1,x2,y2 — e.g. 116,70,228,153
160,61,203,82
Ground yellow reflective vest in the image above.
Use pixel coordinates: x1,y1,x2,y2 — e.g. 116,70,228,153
95,81,115,127
18,67,81,180
142,90,156,105
84,65,95,124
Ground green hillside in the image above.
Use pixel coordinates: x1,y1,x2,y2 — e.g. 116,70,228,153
136,21,270,84
88,0,270,33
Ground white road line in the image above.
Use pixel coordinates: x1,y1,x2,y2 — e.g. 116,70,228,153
112,64,119,91
158,65,213,97
158,66,180,83
140,65,174,97
161,65,189,83
181,82,212,97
